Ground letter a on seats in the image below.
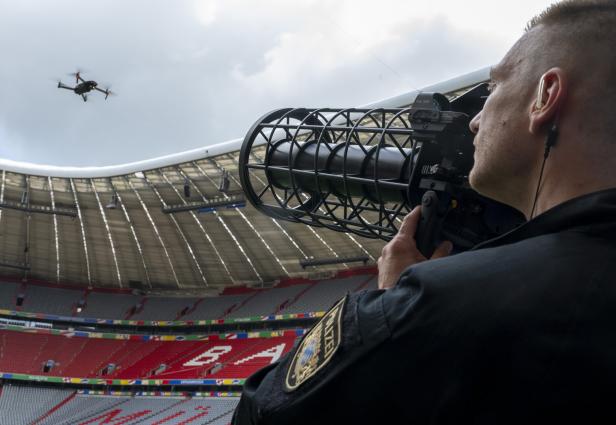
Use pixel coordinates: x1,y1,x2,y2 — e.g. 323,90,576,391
234,343,286,365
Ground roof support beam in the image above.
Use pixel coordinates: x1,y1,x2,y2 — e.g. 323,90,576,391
0,171,5,224
90,180,123,287
125,176,181,288
190,161,263,282
224,155,309,260
161,194,245,214
207,158,290,277
162,169,234,285
47,177,61,283
22,175,31,281
241,151,377,263
226,153,349,262
0,201,77,217
109,178,152,289
69,179,92,286
145,171,208,287
0,171,6,265
230,151,342,262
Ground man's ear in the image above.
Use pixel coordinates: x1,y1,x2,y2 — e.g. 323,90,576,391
529,67,568,135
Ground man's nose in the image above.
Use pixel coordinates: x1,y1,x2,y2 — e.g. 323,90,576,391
469,111,481,134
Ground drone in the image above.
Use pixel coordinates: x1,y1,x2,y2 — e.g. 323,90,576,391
57,71,114,102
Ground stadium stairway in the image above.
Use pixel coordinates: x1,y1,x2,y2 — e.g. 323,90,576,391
274,282,318,314
219,291,261,320
175,298,204,321
117,397,191,424
107,340,162,377
31,390,77,425
112,340,203,379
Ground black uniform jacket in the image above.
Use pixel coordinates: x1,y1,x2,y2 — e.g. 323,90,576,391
233,189,616,424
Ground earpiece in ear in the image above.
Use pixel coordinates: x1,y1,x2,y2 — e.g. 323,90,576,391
535,77,546,109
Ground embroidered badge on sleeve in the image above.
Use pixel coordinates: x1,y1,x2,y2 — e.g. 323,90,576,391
284,296,345,392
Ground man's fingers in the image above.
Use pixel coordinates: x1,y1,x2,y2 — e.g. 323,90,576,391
397,206,422,238
431,240,453,259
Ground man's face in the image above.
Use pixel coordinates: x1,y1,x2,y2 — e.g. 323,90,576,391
468,33,541,208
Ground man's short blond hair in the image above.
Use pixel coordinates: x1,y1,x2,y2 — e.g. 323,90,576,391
527,0,616,31
524,0,616,137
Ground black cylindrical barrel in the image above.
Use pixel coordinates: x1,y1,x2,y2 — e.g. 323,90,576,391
266,140,413,203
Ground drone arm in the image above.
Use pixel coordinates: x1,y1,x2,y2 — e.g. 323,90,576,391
95,87,113,99
57,83,75,91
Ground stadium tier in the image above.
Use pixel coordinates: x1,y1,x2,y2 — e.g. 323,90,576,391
0,271,377,322
0,384,239,425
0,328,297,380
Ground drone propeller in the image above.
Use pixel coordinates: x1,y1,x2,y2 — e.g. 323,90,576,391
68,69,87,83
99,86,116,99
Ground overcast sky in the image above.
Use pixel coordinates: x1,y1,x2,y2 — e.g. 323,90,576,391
0,0,555,167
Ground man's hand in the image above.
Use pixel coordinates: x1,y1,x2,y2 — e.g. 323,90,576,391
377,206,453,290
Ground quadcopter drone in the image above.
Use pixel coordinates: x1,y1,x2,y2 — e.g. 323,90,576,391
57,71,114,102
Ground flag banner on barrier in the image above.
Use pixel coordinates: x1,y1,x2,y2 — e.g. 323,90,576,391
0,308,326,327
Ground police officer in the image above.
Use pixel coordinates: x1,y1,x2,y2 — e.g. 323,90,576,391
234,1,616,423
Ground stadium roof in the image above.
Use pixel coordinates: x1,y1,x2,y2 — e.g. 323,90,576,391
0,68,489,294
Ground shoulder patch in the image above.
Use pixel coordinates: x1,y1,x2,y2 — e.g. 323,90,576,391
285,296,345,392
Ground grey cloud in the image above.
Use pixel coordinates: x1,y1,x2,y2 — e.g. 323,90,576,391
0,0,510,167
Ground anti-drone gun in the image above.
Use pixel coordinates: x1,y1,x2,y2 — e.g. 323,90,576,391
239,83,525,257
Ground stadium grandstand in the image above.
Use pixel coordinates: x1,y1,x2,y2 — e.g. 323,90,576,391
0,68,488,424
